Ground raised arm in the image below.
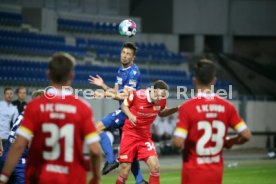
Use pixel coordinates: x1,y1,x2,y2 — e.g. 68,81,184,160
89,75,131,101
89,75,111,91
158,106,179,117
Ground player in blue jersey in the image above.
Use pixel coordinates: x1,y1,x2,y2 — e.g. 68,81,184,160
89,42,147,184
0,89,45,184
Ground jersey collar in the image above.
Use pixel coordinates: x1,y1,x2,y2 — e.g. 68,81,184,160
196,92,216,98
47,87,73,97
121,64,134,71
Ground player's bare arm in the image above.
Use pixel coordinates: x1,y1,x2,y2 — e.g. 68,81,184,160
224,128,251,149
89,74,110,91
0,136,28,183
172,136,185,151
110,86,130,101
88,142,102,184
158,106,179,117
121,101,136,126
89,77,130,101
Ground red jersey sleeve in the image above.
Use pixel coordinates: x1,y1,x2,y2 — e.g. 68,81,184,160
173,103,189,139
81,102,100,145
161,99,167,110
229,103,247,133
17,102,36,140
123,91,135,107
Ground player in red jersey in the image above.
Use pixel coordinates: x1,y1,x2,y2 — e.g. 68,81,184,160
0,53,102,184
172,59,251,184
116,80,179,184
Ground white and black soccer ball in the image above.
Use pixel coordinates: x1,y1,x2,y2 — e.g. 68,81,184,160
119,19,137,37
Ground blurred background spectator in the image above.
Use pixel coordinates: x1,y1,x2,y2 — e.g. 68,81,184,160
12,87,27,114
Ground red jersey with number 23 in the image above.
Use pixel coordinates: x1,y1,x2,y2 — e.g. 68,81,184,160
174,93,247,184
17,91,99,184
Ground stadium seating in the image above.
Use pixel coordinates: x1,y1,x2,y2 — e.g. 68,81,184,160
57,18,119,34
0,58,231,91
0,11,23,26
0,28,183,63
0,30,85,57
75,37,185,64
0,59,191,89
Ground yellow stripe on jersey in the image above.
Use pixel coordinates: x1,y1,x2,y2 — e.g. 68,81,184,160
234,121,247,133
85,132,98,140
19,126,33,136
85,131,100,144
174,127,188,139
17,126,33,140
124,99,129,107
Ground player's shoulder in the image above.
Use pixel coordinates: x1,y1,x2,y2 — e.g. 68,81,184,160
131,64,140,70
180,97,195,107
26,96,44,107
130,64,140,74
135,89,146,97
213,95,234,108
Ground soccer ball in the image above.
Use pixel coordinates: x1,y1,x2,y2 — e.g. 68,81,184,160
119,19,137,37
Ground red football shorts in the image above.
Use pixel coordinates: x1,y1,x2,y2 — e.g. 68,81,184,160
118,134,157,163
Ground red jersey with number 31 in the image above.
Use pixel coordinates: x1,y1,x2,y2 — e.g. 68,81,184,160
174,93,247,184
17,91,99,184
123,89,166,139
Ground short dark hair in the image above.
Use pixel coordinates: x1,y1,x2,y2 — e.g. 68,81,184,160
16,86,26,94
4,87,13,94
48,52,76,84
153,80,169,91
122,42,137,56
32,89,45,98
194,59,217,85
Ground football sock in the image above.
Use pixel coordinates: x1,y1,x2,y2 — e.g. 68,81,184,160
116,175,127,184
99,132,115,164
131,160,144,183
149,172,160,184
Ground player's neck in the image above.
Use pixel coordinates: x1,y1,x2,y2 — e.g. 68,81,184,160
122,62,133,68
50,82,71,90
196,85,213,94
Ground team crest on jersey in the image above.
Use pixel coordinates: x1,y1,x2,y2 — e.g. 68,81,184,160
153,106,161,110
129,79,137,87
117,77,123,85
120,155,128,159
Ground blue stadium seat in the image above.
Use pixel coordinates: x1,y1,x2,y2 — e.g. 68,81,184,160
0,59,204,89
0,11,23,26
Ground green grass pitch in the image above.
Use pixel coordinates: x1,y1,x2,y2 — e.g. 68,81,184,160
99,159,276,184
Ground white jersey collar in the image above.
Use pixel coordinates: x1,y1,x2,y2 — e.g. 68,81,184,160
196,92,216,98
47,87,73,97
